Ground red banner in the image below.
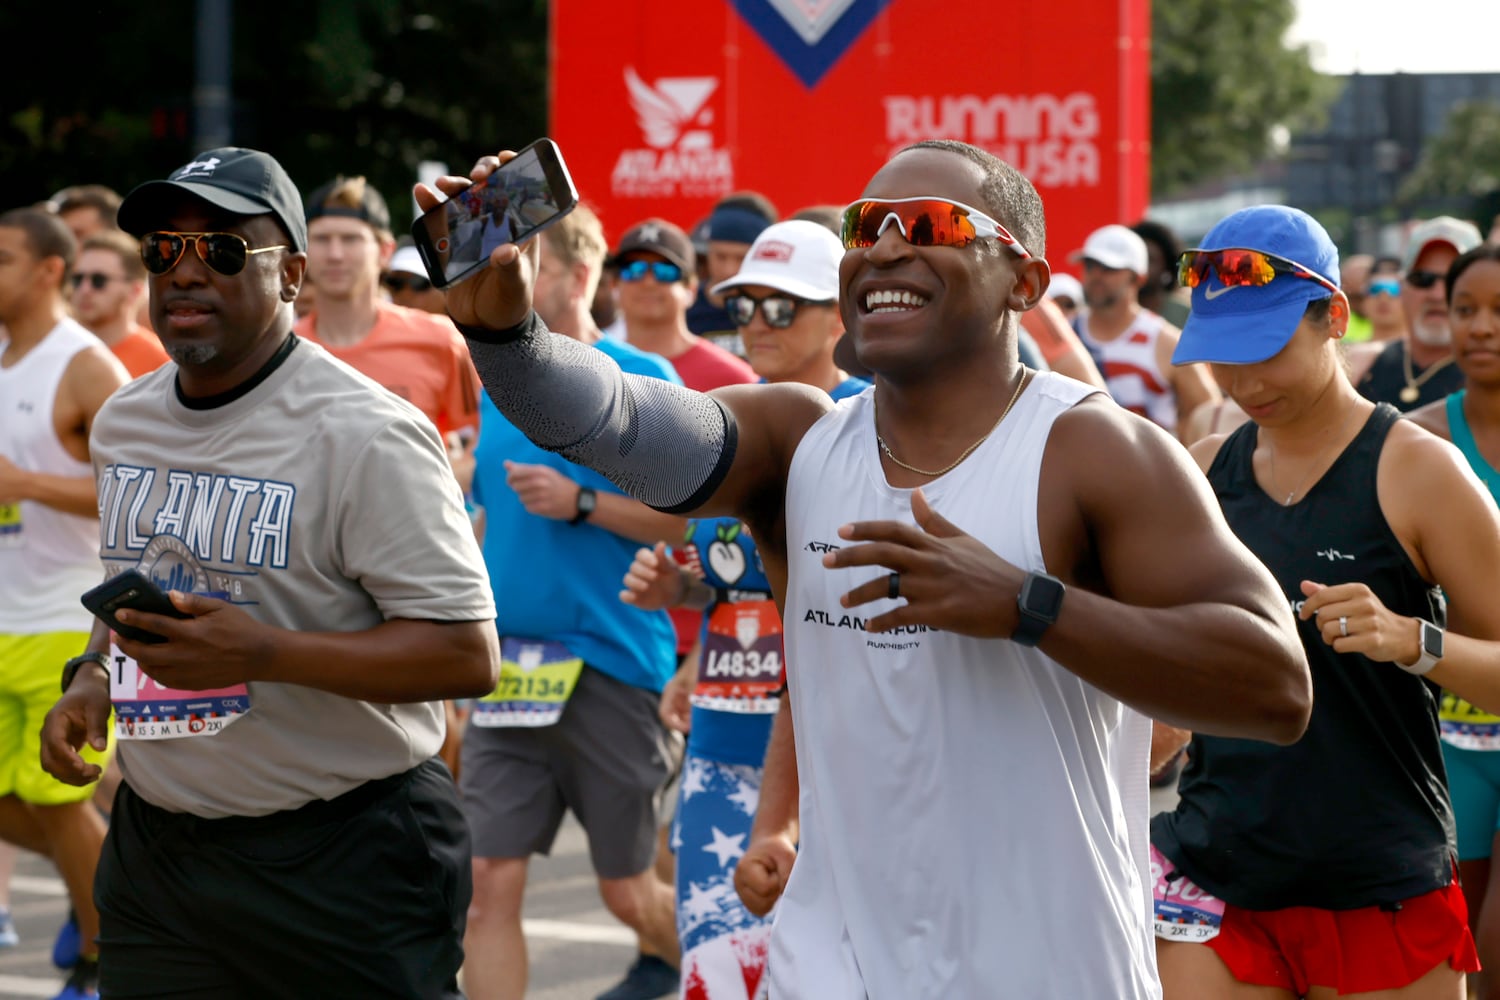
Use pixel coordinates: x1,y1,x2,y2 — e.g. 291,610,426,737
551,0,1149,269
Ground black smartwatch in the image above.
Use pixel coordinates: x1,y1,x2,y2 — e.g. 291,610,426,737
570,486,597,525
61,650,110,694
1013,572,1066,647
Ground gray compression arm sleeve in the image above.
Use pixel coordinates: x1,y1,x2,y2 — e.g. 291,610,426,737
458,312,737,514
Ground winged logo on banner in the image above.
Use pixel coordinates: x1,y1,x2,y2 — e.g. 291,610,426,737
625,67,719,150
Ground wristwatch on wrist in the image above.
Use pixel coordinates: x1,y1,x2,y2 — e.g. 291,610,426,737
570,486,597,525
61,651,110,694
1013,572,1066,647
1398,619,1444,676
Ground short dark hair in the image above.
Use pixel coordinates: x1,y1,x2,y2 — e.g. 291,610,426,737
53,185,122,227
790,205,842,236
899,140,1046,259
1446,243,1500,306
1130,219,1183,267
0,207,77,282
81,229,147,282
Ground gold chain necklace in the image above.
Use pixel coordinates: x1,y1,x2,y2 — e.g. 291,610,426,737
876,369,1031,478
1268,408,1360,506
1400,343,1454,404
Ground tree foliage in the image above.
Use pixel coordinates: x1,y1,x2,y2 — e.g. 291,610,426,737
1398,102,1500,207
1150,0,1336,195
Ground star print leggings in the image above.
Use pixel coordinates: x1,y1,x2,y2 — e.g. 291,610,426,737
671,754,772,1000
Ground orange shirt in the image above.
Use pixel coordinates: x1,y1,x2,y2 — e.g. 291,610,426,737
112,326,171,379
296,303,481,436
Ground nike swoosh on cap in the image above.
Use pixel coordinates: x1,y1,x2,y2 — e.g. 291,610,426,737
1204,285,1236,301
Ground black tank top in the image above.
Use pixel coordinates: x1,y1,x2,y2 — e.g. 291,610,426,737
1357,339,1464,412
1152,405,1454,910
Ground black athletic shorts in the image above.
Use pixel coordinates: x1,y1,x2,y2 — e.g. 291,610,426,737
96,758,470,999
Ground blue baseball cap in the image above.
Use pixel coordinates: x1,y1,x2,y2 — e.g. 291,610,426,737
1171,205,1340,366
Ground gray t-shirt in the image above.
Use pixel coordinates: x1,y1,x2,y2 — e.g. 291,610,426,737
91,339,495,818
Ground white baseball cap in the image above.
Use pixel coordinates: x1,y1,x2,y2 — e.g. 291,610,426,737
1070,224,1149,275
1046,272,1084,304
388,245,428,278
711,220,842,301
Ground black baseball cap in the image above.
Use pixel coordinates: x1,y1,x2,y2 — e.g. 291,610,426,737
118,147,308,252
610,218,696,272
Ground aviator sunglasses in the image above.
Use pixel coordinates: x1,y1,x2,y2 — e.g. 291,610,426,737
617,259,684,283
723,293,828,329
141,231,289,277
1177,248,1338,295
840,196,1032,258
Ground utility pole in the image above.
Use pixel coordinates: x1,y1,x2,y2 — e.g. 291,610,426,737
194,0,233,150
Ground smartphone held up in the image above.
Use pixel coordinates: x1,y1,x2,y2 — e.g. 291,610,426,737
412,138,579,290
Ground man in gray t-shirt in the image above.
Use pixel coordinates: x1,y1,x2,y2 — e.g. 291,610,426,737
40,147,499,999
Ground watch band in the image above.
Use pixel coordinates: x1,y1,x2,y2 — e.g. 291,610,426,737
570,486,597,525
1013,572,1065,648
61,650,110,694
1397,619,1444,676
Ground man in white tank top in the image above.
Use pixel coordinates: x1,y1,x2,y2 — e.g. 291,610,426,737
1073,224,1219,438
0,207,129,997
437,140,1313,999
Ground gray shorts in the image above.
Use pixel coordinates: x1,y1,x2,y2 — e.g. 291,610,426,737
461,664,680,879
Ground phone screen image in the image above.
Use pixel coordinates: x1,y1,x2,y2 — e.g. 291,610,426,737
414,139,578,289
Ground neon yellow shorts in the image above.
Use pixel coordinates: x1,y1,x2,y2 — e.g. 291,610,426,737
0,631,113,806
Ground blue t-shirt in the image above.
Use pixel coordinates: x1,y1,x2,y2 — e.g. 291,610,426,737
688,375,870,764
472,338,682,693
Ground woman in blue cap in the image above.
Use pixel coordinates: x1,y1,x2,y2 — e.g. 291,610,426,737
1151,205,1500,999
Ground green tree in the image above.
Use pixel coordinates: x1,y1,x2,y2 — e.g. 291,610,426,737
1151,0,1336,196
1398,101,1500,211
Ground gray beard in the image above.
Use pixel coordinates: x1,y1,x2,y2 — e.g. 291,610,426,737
166,343,220,366
1411,318,1451,347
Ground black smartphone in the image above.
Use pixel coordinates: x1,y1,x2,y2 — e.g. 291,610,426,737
80,569,191,645
412,138,580,290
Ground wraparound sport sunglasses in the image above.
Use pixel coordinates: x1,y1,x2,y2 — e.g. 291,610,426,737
141,231,290,277
840,196,1033,258
1177,248,1338,295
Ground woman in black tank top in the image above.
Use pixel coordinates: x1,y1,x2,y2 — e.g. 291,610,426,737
1151,206,1500,999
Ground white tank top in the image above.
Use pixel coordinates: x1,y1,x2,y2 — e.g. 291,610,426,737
1079,310,1177,432
0,319,103,633
771,372,1160,1000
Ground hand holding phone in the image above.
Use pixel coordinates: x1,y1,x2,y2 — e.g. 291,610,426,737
80,569,191,644
412,138,579,291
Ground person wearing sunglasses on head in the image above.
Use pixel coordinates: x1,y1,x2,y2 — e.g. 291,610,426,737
1154,206,1500,1000
429,139,1310,999
0,206,128,1000
381,244,448,315
1404,244,1500,997
1071,223,1221,441
40,147,501,1000
70,229,169,378
1348,217,1483,412
295,176,482,445
617,220,868,998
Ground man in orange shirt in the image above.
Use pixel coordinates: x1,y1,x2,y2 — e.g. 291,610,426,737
294,176,479,439
70,231,169,378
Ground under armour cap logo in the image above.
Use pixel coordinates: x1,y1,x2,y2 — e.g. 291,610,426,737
173,157,222,180
636,223,662,243
753,240,794,263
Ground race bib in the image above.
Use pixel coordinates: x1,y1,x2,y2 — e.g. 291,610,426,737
1440,692,1500,750
472,638,583,728
108,645,251,741
0,503,21,549
1151,844,1225,943
692,599,782,715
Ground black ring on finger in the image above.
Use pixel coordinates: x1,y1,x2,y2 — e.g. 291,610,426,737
888,571,901,601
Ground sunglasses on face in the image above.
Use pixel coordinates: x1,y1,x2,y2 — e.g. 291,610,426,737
840,196,1032,258
140,231,289,277
1369,277,1402,297
1177,248,1339,295
68,272,121,291
382,273,433,294
1406,270,1445,290
617,259,684,283
723,293,827,329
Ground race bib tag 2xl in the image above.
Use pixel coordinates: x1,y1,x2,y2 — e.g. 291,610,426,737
692,599,783,715
1150,844,1225,943
472,638,583,728
108,645,251,741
